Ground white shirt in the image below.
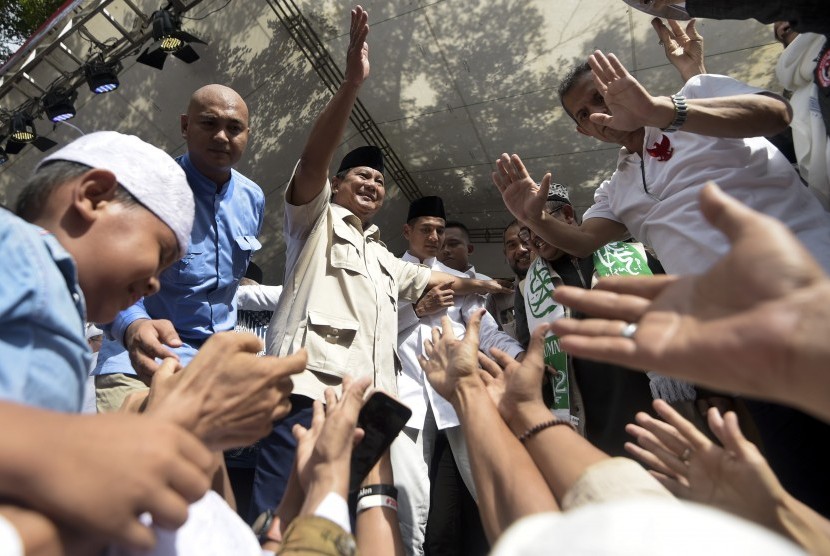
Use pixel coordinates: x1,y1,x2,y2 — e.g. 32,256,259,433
397,253,524,430
776,32,830,210
236,284,282,356
237,284,282,312
462,265,492,280
107,491,263,556
583,73,830,275
0,515,22,556
107,492,350,556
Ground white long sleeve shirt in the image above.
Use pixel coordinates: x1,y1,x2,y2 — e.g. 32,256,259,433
396,252,524,430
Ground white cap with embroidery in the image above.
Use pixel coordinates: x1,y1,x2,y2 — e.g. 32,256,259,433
546,182,571,204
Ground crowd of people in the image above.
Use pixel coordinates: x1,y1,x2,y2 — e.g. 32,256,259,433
1,1,829,555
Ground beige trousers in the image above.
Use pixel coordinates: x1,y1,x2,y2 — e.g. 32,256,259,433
94,373,148,413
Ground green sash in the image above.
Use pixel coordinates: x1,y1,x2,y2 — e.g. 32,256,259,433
523,242,651,422
593,241,653,278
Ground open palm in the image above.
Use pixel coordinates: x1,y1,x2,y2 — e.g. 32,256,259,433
626,399,788,530
549,184,829,418
491,153,550,222
588,50,660,131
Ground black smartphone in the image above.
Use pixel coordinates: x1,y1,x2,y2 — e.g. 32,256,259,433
349,391,412,492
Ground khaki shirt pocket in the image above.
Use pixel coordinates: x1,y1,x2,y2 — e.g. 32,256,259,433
375,255,399,305
330,222,368,278
330,242,367,277
303,310,360,377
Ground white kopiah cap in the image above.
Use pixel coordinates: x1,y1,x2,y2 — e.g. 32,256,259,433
37,131,195,257
85,323,103,340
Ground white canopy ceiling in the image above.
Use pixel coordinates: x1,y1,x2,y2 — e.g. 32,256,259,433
0,0,781,280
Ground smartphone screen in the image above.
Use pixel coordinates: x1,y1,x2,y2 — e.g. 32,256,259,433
349,391,412,491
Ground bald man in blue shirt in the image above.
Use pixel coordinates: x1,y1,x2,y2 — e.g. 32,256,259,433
94,84,265,411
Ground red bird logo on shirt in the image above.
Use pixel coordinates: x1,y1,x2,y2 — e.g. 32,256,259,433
817,47,830,87
646,134,674,162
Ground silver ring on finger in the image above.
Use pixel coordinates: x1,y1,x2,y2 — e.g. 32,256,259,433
679,447,692,464
620,322,638,339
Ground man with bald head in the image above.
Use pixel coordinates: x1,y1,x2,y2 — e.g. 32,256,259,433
181,85,250,185
94,84,265,413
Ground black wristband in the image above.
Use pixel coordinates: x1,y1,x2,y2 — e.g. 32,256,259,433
357,484,398,501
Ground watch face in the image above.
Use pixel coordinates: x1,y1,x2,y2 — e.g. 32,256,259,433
335,534,357,556
252,509,272,537
621,0,691,20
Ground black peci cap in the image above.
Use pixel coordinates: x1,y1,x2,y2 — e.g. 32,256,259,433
407,195,446,222
337,145,384,175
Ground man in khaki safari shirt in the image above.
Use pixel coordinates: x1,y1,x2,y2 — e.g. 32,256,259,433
250,6,511,529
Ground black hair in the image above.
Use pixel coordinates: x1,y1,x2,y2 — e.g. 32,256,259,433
557,61,592,119
15,160,137,221
502,218,521,244
444,220,470,242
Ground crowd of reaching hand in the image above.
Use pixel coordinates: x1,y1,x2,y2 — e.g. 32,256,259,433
2,1,830,555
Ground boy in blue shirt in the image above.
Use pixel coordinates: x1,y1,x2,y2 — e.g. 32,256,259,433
0,131,302,552
0,130,211,551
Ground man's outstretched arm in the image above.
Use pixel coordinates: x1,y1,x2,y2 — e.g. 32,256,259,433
0,402,214,550
492,153,628,258
588,50,791,138
549,183,830,423
683,0,830,35
636,1,829,36
288,6,370,206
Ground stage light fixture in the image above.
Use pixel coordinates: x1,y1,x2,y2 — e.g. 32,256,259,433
85,56,120,94
137,9,207,70
0,145,8,165
9,112,36,143
43,89,78,122
4,113,58,155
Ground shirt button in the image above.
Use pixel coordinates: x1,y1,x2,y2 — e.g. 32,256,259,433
72,293,80,302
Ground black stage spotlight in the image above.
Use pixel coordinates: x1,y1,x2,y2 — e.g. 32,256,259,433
9,112,36,143
4,113,58,155
136,9,207,70
43,89,78,122
85,55,120,94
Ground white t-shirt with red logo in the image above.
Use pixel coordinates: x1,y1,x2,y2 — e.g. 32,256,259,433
583,73,830,275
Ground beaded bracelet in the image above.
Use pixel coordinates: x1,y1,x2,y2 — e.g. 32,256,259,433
518,418,575,443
